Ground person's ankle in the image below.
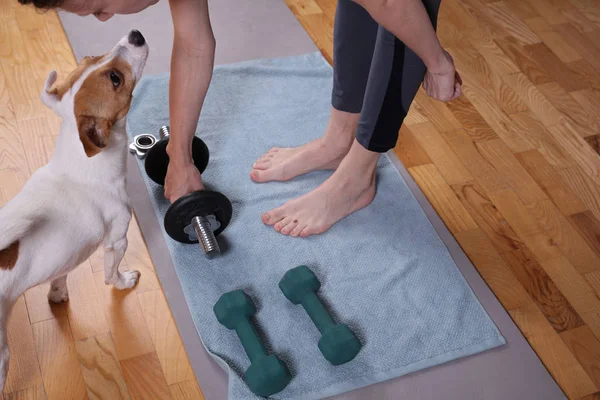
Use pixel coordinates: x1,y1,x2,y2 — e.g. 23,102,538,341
327,107,359,135
332,162,377,194
331,112,359,130
318,135,353,157
323,124,356,152
335,142,378,178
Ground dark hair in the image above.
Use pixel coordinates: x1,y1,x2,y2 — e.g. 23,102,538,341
18,0,64,9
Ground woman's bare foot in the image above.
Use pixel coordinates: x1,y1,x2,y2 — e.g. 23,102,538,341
250,139,348,182
250,108,359,183
262,139,379,237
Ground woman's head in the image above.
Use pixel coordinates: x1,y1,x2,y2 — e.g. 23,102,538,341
18,0,159,21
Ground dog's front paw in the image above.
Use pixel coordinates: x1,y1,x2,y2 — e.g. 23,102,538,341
48,285,69,304
114,270,141,290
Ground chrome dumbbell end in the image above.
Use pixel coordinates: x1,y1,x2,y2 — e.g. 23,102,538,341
129,125,170,159
129,133,157,159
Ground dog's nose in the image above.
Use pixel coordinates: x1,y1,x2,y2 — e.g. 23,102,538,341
128,30,145,47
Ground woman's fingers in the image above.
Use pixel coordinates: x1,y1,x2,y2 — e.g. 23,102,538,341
454,79,462,99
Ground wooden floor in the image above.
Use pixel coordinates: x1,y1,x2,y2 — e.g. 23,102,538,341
0,0,599,399
289,0,600,399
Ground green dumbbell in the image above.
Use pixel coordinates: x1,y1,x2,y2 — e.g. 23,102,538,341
279,265,362,365
213,290,292,397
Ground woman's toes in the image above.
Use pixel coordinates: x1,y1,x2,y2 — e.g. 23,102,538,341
251,169,276,182
250,169,262,182
252,149,279,170
253,159,271,170
300,226,311,237
274,216,293,232
259,154,274,162
300,222,325,238
262,207,285,225
281,219,299,235
290,223,306,237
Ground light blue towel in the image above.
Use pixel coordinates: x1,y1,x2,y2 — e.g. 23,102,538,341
126,52,505,400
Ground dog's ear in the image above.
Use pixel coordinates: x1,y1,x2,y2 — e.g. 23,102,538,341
76,115,112,157
40,70,60,111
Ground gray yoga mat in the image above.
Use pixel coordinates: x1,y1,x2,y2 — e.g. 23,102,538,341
58,0,317,74
126,52,506,399
58,1,565,399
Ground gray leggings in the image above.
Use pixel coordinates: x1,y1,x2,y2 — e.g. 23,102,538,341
332,0,442,152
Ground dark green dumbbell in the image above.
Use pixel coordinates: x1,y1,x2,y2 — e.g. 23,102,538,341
213,290,292,397
279,265,362,365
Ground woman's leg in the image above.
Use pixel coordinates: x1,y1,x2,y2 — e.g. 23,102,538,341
250,0,378,183
263,0,442,237
356,0,441,153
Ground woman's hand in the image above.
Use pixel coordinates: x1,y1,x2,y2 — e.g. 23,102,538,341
422,49,463,102
354,0,463,102
164,160,204,203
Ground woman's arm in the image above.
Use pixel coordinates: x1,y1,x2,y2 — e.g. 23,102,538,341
355,0,461,101
355,0,444,69
165,0,215,202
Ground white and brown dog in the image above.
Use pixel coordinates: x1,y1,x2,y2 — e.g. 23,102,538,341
0,30,149,390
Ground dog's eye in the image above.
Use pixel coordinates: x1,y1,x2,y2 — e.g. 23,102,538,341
109,72,121,87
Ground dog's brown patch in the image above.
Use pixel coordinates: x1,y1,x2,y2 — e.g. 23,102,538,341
0,241,19,270
47,55,105,100
73,57,135,157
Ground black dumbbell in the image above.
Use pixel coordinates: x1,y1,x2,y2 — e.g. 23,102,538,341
164,189,232,258
144,125,210,186
214,290,292,397
142,126,232,258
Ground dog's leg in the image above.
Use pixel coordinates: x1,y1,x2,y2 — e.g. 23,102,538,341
0,300,11,393
0,326,8,394
105,237,140,290
104,215,140,290
47,275,69,303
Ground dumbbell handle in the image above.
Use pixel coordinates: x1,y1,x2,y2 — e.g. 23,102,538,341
192,216,220,258
301,292,336,335
235,318,268,363
159,125,170,139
